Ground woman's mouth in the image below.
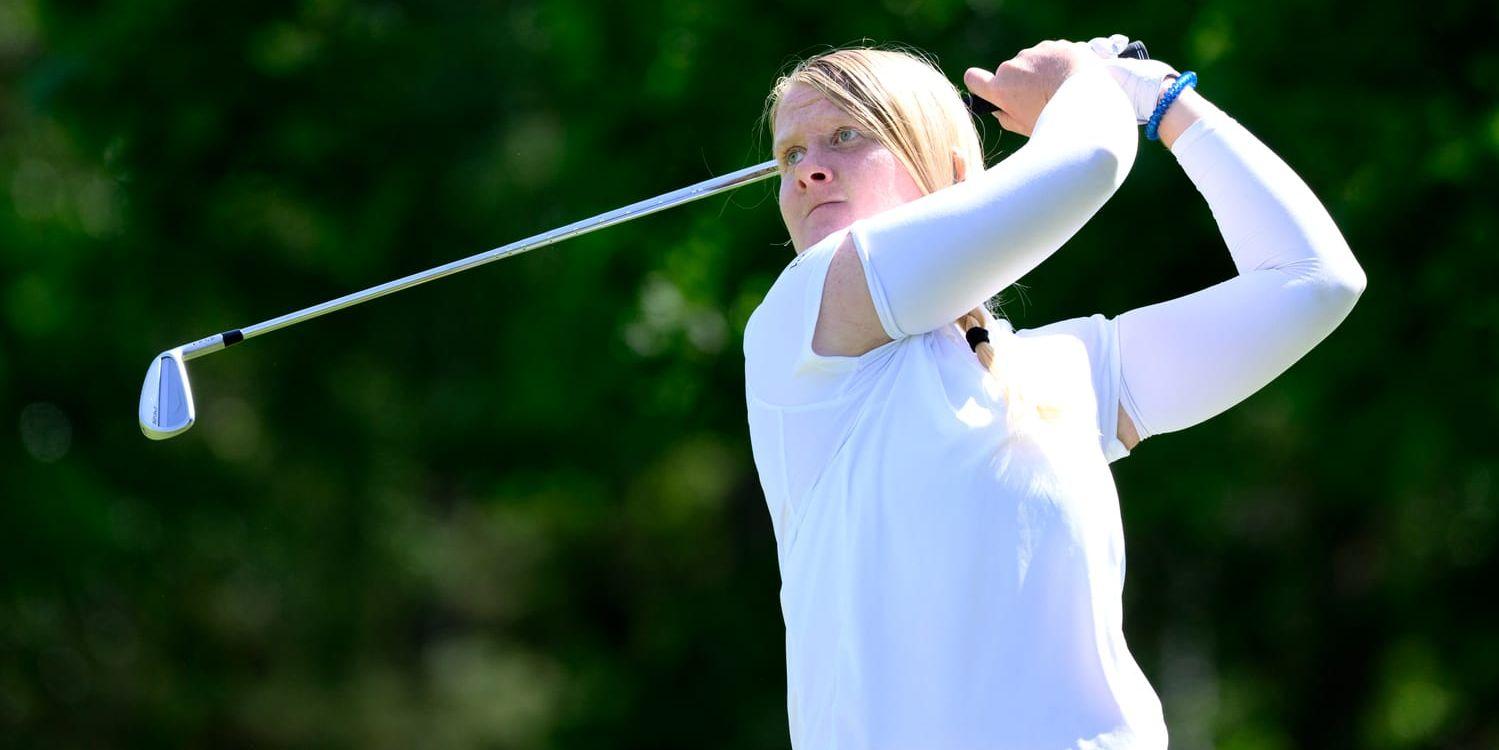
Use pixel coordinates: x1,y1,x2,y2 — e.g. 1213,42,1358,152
808,200,843,217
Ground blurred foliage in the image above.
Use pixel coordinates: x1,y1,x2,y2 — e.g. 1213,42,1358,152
2,0,1496,747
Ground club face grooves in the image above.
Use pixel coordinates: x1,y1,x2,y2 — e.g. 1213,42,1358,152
139,350,195,440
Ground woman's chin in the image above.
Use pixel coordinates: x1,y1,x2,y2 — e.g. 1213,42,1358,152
801,212,853,249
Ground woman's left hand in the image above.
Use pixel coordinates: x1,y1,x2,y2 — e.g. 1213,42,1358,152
1086,34,1182,124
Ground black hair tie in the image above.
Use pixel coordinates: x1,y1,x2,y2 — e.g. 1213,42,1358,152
966,326,990,351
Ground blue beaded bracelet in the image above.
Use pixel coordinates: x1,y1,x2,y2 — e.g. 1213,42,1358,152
1145,71,1198,142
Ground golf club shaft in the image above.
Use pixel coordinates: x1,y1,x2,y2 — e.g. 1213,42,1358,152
176,159,783,360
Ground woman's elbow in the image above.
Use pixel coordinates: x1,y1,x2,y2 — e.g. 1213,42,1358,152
1327,244,1368,306
1312,251,1368,320
1339,260,1368,302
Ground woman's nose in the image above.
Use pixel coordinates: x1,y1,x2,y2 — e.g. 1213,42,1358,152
795,159,831,189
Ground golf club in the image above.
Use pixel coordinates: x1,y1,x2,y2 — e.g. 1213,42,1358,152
139,41,1150,440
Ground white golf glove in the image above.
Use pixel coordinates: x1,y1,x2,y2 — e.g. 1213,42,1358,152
1087,34,1182,124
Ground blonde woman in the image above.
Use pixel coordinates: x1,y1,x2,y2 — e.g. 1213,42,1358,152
742,35,1366,748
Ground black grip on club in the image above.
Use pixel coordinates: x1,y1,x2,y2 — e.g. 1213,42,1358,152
962,40,1150,118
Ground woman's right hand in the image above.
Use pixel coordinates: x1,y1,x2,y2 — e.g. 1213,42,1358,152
963,40,1103,137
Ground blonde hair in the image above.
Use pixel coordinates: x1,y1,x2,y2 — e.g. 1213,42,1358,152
764,45,1074,438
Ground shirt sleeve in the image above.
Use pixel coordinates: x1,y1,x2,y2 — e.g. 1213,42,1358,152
847,65,1138,341
1112,109,1367,441
743,228,889,408
1013,313,1132,463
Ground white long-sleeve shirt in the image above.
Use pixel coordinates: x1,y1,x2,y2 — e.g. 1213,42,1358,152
742,65,1364,750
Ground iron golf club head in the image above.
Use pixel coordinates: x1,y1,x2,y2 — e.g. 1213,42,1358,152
139,348,196,440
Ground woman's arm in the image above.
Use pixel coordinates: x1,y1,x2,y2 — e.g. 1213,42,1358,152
812,62,1138,355
1113,91,1367,446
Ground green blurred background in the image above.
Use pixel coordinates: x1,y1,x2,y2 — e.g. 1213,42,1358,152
2,0,1495,746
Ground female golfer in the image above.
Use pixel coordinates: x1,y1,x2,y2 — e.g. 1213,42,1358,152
742,35,1366,748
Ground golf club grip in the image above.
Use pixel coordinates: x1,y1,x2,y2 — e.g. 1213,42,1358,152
962,40,1149,118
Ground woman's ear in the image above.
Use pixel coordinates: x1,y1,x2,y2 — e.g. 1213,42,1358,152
952,148,969,184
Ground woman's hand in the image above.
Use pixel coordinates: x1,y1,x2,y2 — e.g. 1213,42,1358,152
963,40,1103,137
1085,34,1183,124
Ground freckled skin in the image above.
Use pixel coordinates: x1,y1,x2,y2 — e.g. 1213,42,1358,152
773,84,926,254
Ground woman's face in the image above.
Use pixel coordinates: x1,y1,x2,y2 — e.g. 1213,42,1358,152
773,83,924,254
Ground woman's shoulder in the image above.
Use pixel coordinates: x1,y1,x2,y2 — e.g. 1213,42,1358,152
1010,313,1115,374
744,229,853,357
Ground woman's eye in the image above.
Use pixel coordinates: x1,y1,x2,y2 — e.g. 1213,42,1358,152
784,148,804,166
835,128,859,144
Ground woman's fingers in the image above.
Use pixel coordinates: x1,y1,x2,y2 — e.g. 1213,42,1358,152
995,108,1028,137
962,65,993,90
966,41,1093,136
964,68,1025,134
965,65,1028,135
963,66,1005,111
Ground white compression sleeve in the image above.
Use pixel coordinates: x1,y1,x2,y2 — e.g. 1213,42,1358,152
846,65,1139,339
1115,110,1368,441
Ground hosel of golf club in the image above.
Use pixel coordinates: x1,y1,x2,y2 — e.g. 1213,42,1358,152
178,332,232,360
